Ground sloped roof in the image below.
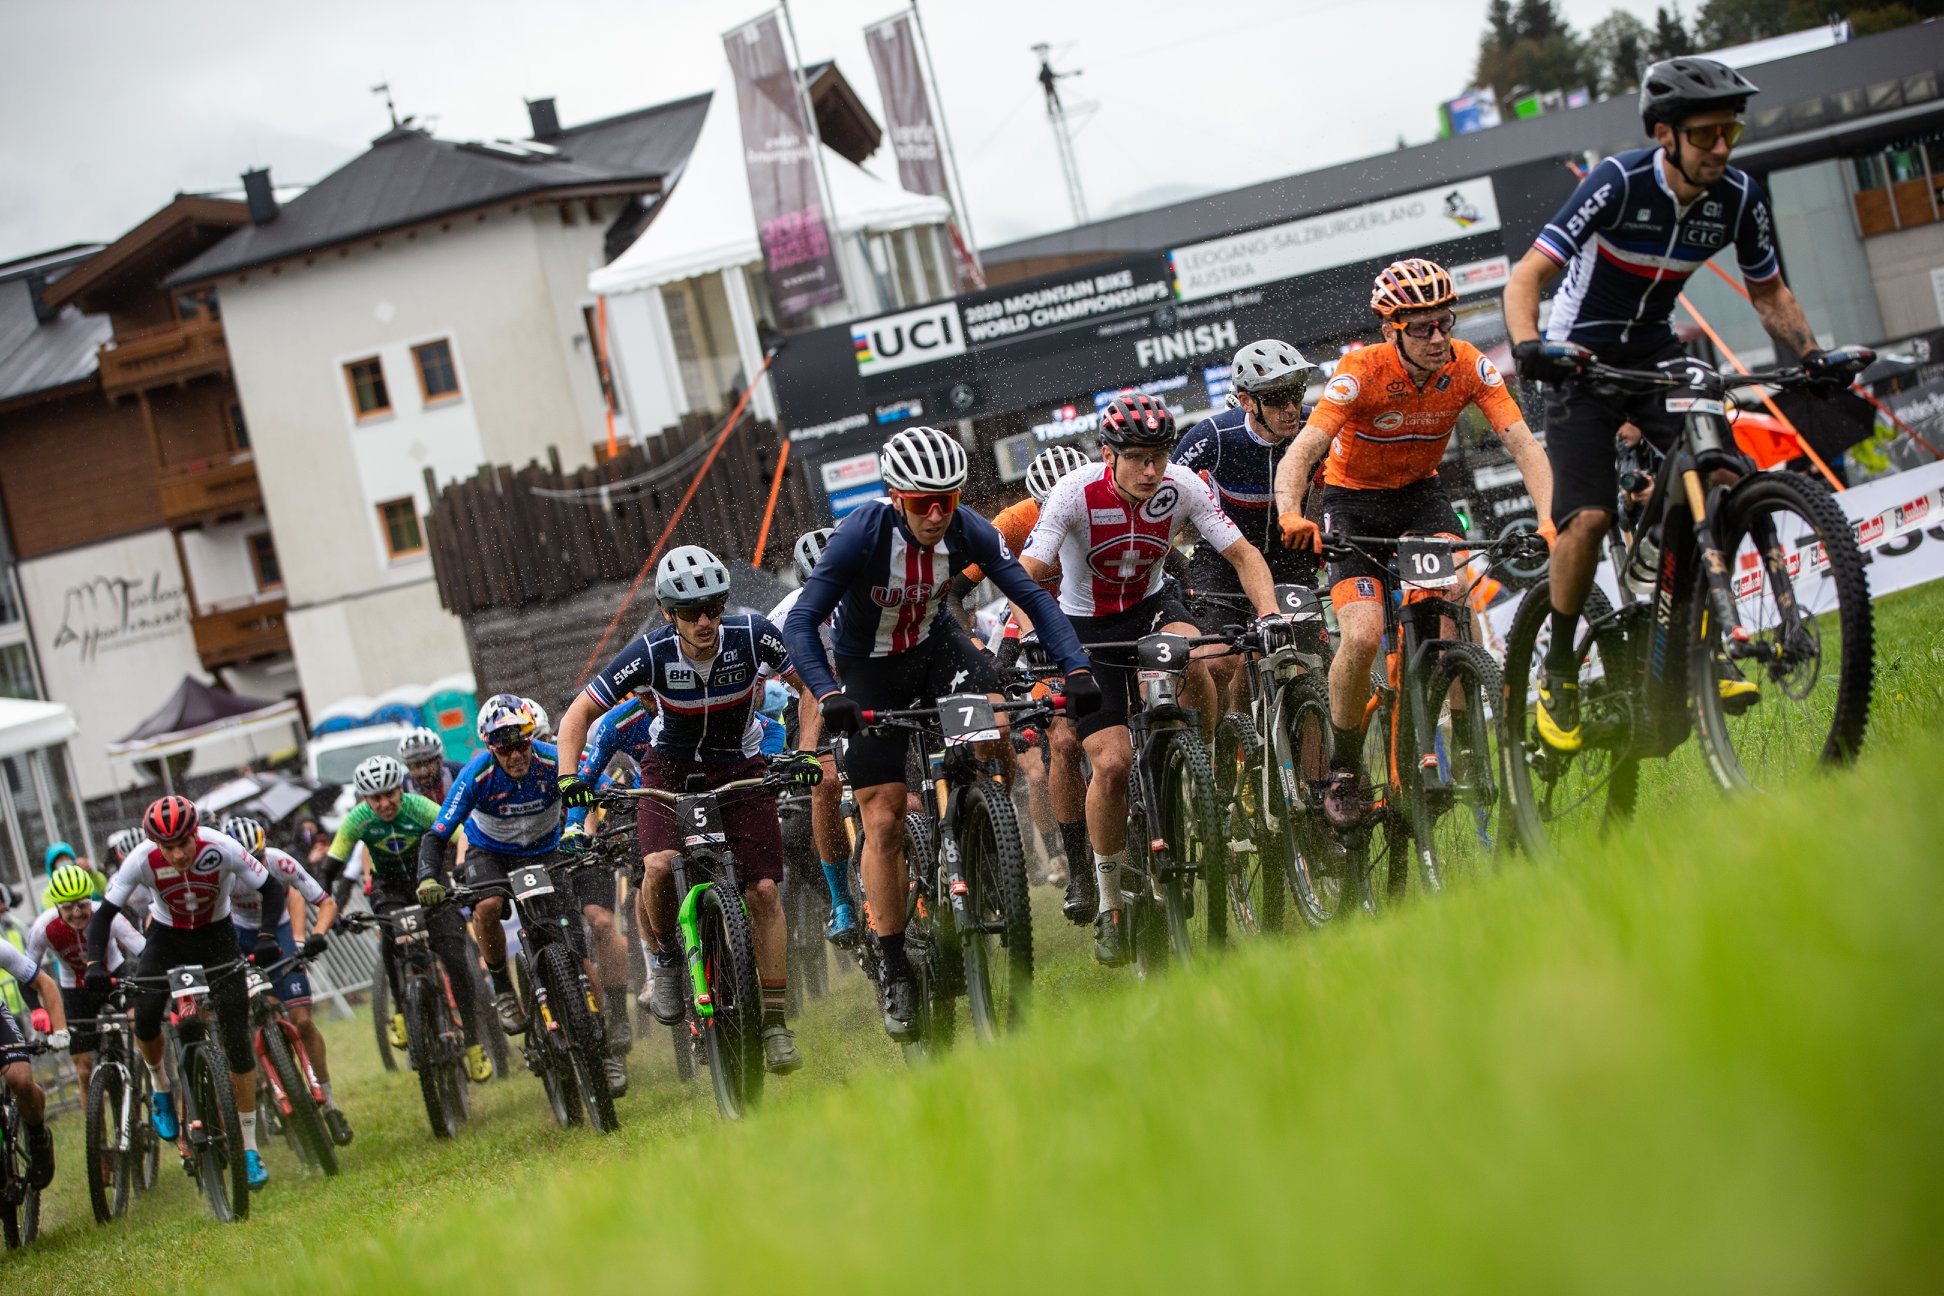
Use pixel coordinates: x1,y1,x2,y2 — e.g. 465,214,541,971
40,196,249,314
0,247,110,406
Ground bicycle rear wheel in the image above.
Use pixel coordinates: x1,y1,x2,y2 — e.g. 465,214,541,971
958,779,1033,1042
407,976,461,1139
1155,729,1227,964
1265,676,1346,927
1410,641,1506,891
540,942,618,1133
1358,686,1413,914
370,956,398,1072
898,812,952,1060
1694,473,1873,789
133,1067,159,1193
695,885,764,1119
2,1102,34,1247
261,1020,337,1174
1215,713,1281,936
85,1064,131,1223
188,1041,247,1222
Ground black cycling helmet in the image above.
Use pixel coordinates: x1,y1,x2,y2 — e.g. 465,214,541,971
1639,57,1758,132
1098,392,1176,450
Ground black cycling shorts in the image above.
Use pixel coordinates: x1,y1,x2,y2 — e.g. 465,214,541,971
1181,536,1319,631
0,999,28,1069
1541,339,1686,526
1319,477,1463,607
835,621,1001,790
1066,589,1196,741
61,983,107,1057
132,921,253,1075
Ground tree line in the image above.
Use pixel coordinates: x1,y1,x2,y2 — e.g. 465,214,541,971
1471,0,1940,105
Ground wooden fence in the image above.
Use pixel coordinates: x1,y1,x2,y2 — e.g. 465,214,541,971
422,415,817,618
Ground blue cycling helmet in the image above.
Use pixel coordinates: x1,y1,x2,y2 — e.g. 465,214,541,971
44,841,77,871
762,679,791,717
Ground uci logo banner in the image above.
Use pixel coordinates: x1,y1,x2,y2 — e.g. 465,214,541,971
851,302,967,376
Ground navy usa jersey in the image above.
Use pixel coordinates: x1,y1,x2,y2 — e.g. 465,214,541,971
1172,405,1292,552
584,614,791,763
1534,147,1779,357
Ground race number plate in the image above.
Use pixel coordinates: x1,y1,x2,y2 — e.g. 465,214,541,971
939,694,1000,747
394,905,427,943
676,795,727,847
1273,583,1324,621
1664,394,1725,416
508,865,555,900
1136,633,1192,681
244,968,271,998
1397,539,1457,590
172,964,210,997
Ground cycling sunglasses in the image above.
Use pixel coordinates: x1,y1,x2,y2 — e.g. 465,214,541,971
1680,120,1744,150
1250,386,1307,410
668,598,728,623
895,488,959,519
488,736,532,754
1395,311,1457,340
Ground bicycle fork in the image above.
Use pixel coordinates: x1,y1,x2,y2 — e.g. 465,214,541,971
676,882,716,1020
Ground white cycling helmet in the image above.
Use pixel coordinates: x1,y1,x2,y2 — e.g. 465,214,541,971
793,528,834,583
655,545,731,605
107,826,143,862
525,698,552,743
398,726,444,763
1024,444,1092,504
221,815,267,856
354,754,407,795
879,426,967,492
1231,339,1325,394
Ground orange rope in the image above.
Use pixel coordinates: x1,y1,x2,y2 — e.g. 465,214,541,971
571,352,777,690
1675,290,1844,491
750,435,792,567
597,296,617,459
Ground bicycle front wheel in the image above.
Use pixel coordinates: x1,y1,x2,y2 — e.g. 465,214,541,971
1215,712,1280,936
85,1064,130,1223
1693,472,1873,790
1412,641,1507,890
958,779,1033,1042
261,1019,337,1174
517,952,578,1129
406,976,460,1139
1265,676,1347,928
539,942,618,1134
1154,729,1227,964
188,1041,247,1222
695,885,764,1120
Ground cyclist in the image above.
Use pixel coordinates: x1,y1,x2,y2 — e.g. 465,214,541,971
104,828,152,925
784,426,1099,1038
1019,392,1281,965
221,816,350,1145
23,863,143,1100
400,727,463,804
557,545,824,1074
86,795,291,1190
1272,258,1554,825
40,840,107,906
1175,340,1329,707
327,755,492,1083
0,937,63,1190
1502,56,1847,750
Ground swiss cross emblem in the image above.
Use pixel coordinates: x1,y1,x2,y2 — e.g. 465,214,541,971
1109,544,1145,579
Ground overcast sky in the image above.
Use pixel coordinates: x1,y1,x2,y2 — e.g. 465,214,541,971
1,0,1671,265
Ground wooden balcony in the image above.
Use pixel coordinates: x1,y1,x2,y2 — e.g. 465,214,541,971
191,597,289,670
98,317,229,399
158,451,261,527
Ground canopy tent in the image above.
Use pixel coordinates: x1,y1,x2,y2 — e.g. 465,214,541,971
0,696,77,759
106,676,303,792
0,697,87,916
589,71,952,296
196,772,326,825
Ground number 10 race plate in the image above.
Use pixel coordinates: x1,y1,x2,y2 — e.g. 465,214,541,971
1398,538,1457,589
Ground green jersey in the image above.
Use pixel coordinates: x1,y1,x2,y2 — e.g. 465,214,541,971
330,794,442,885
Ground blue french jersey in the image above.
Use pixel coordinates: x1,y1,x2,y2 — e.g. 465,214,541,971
584,614,792,764
431,743,563,857
783,498,1090,699
565,697,655,829
1534,146,1780,358
1172,405,1292,552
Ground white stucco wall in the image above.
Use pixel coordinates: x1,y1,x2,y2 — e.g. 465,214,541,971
283,584,470,717
178,517,272,610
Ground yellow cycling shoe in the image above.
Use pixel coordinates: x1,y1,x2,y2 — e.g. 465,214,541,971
388,1011,407,1049
1535,668,1583,753
465,1044,493,1083
1717,671,1760,716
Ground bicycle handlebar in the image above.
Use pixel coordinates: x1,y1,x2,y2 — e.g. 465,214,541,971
859,694,1065,726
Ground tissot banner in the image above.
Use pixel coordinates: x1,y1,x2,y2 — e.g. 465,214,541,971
724,12,846,316
864,12,947,200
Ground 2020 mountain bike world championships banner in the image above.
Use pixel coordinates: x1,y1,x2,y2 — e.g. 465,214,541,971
724,11,847,318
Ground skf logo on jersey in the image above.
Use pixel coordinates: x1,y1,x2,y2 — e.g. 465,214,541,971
1564,183,1614,237
611,657,644,686
1373,412,1405,431
760,632,785,656
1324,374,1359,405
851,302,966,376
871,581,941,607
1476,356,1505,388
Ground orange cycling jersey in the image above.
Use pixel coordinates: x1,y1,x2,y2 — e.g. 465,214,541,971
1309,338,1524,491
961,498,1056,593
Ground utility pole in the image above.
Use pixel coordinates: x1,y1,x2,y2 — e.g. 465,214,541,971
1033,43,1088,227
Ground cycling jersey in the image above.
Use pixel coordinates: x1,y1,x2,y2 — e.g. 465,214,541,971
430,744,564,857
584,614,792,763
1308,340,1523,491
765,588,832,658
227,846,326,931
960,499,1057,593
784,498,1088,698
0,938,35,985
23,906,144,987
566,697,656,830
328,794,442,887
1534,146,1779,356
1023,462,1243,617
1172,406,1294,552
105,831,271,930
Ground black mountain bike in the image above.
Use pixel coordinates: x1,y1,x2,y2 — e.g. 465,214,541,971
133,960,253,1222
856,693,1056,1045
1,1036,52,1247
243,953,337,1175
1503,349,1876,857
80,986,162,1224
777,781,829,1015
576,817,698,1084
342,905,474,1139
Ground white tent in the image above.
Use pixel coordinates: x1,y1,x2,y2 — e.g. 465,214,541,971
590,72,952,298
0,697,77,759
0,697,85,914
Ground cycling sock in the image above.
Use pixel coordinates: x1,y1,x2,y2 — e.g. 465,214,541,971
319,1081,334,1107
486,961,512,995
1332,725,1364,770
819,860,852,908
648,930,677,960
1547,610,1580,675
1093,850,1126,915
1058,821,1091,877
147,1058,171,1094
761,979,787,1027
878,931,912,981
239,1110,258,1153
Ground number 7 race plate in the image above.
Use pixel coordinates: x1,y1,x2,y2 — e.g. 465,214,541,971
939,693,1000,746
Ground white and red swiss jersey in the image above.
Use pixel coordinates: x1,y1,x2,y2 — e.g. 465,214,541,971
105,829,269,931
228,846,326,930
24,905,144,987
1024,462,1243,617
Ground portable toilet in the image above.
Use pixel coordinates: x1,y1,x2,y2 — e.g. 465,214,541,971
423,673,480,761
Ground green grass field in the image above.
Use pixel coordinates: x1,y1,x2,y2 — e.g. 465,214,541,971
9,584,1943,1294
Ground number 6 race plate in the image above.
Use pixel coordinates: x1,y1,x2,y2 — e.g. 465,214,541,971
1397,538,1457,590
939,694,1000,747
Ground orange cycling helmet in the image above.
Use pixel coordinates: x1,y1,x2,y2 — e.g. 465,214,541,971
1370,258,1457,318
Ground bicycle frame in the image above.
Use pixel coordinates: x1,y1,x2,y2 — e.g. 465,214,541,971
246,960,324,1118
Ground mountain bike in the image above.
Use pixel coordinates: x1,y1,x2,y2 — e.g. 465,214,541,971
599,764,794,1120
856,693,1059,1044
1,1037,52,1247
129,960,253,1222
777,781,829,1015
1503,349,1876,857
341,905,474,1139
77,986,162,1225
242,952,337,1175
575,816,699,1083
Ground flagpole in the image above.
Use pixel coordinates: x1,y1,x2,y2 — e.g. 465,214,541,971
908,0,981,274
777,0,857,310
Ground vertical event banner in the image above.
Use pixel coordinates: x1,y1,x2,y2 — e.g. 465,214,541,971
864,12,947,198
724,12,846,316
